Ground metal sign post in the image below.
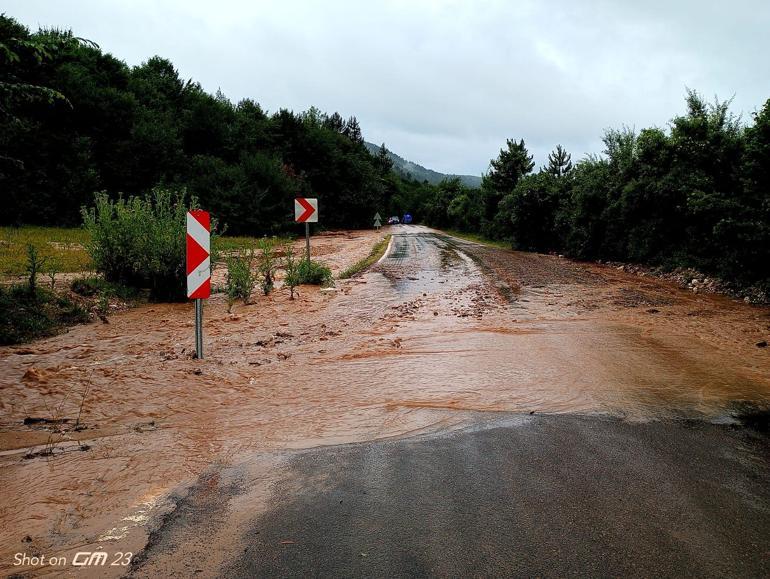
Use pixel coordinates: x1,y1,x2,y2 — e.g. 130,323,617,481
186,210,211,360
295,197,318,263
374,212,382,230
194,298,203,358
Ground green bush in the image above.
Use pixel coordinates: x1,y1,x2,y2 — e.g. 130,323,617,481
81,188,196,301
0,285,90,345
282,243,300,298
257,237,278,295
225,249,257,311
71,276,138,300
296,259,333,286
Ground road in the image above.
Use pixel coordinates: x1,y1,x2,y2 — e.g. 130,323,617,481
129,227,770,578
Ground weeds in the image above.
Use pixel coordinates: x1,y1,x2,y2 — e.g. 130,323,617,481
339,235,391,279
25,244,45,294
225,248,258,311
283,243,300,299
0,285,90,345
257,238,278,295
296,259,333,286
46,257,60,289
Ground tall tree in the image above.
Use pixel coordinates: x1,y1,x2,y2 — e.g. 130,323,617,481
545,144,573,177
342,115,363,144
485,138,535,193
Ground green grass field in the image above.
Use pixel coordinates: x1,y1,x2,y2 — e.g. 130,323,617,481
0,227,93,276
0,226,291,277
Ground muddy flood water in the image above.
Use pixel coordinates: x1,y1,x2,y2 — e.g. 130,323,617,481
1,225,769,575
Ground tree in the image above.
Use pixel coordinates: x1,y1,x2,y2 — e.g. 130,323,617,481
545,144,573,177
485,138,535,193
342,115,363,144
373,143,393,175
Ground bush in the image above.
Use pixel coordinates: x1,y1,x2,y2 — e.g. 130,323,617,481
296,259,333,286
225,249,257,311
257,238,278,295
81,188,196,301
282,243,300,299
0,285,90,345
71,276,138,300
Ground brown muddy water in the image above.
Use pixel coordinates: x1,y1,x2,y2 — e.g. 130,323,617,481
1,225,769,575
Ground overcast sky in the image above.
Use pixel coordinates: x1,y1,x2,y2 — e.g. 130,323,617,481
5,0,770,175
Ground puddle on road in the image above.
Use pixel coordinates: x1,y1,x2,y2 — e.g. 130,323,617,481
0,226,768,571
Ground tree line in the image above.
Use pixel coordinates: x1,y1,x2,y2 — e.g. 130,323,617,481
2,14,768,289
411,92,770,290
0,15,407,234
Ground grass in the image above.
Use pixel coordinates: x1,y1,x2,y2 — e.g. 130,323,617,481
0,226,92,275
0,226,292,277
339,234,392,279
214,235,292,253
439,229,512,250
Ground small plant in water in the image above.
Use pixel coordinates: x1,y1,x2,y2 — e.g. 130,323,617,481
225,248,257,312
283,242,300,299
258,237,278,295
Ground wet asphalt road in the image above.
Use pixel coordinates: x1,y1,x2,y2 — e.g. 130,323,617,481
228,416,770,578
133,414,770,578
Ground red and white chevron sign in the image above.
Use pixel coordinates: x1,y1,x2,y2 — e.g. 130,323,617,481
294,197,318,223
186,210,211,299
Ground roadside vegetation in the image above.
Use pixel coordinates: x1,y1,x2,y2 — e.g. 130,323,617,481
339,235,392,279
0,246,91,345
0,227,92,275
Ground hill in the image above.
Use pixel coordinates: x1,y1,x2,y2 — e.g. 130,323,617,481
364,142,482,188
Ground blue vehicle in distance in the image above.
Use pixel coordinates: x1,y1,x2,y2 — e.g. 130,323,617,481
402,213,413,224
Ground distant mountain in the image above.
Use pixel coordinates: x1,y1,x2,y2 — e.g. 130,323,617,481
364,142,482,188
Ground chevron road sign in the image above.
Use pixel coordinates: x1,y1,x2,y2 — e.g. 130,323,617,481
186,210,211,298
295,198,318,261
294,197,318,223
186,210,210,359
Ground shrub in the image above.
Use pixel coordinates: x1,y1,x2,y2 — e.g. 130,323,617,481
81,188,196,301
25,243,46,294
257,237,278,295
282,243,300,299
71,276,137,300
225,249,257,311
296,259,333,286
0,285,90,345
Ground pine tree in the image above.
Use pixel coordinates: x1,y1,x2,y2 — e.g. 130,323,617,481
374,143,393,175
486,138,534,193
343,116,363,144
545,144,573,177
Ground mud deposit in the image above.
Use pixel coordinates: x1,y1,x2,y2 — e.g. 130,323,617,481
1,225,769,575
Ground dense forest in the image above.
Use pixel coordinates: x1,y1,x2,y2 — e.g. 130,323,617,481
1,14,768,289
0,15,410,233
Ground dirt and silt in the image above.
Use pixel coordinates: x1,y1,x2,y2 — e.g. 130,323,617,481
0,225,768,574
